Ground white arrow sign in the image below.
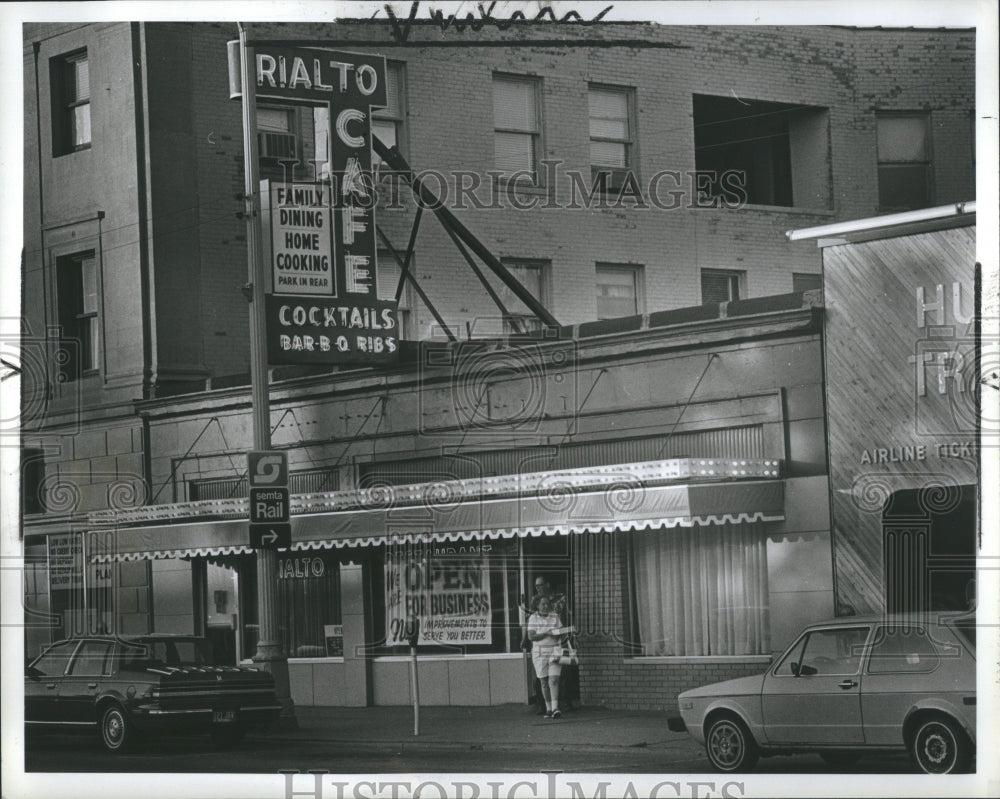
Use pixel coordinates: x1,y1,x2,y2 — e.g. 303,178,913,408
261,530,278,545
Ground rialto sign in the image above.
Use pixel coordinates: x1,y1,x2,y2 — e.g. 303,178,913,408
230,44,397,365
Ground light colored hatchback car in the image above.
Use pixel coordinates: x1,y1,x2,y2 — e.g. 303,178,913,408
668,614,976,773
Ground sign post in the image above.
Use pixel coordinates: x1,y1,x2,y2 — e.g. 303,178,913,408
405,616,420,736
233,23,295,728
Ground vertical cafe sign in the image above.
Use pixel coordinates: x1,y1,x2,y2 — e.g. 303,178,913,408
231,44,398,364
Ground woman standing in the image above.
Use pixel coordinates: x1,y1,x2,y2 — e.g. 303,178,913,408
527,596,564,718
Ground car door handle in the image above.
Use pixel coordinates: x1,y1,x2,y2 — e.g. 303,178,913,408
46,683,56,690
838,679,858,689
87,683,98,689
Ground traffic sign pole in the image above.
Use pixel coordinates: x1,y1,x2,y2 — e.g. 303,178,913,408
236,22,296,728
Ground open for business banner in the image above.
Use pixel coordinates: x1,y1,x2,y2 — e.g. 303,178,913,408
384,549,492,647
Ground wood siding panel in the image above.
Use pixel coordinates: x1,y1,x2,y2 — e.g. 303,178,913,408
823,225,977,613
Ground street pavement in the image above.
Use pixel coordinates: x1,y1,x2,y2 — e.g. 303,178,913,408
253,702,701,757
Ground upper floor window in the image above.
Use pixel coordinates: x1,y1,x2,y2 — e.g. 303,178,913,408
258,105,297,164
595,263,644,320
701,268,744,304
51,50,91,156
312,62,405,177
56,251,99,380
589,84,635,189
493,74,541,181
693,94,830,209
371,61,406,163
876,112,933,211
377,249,415,340
499,259,549,334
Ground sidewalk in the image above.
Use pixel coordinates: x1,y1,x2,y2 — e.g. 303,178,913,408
254,704,702,756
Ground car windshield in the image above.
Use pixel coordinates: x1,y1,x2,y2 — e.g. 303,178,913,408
122,638,215,668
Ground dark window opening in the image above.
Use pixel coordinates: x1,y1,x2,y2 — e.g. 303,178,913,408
22,448,46,515
883,484,977,614
693,95,830,209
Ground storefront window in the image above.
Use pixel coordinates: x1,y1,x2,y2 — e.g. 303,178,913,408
238,553,343,660
278,552,342,658
627,523,770,656
373,539,522,654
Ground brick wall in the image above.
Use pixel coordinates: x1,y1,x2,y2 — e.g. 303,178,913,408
176,21,974,371
23,21,975,391
572,531,770,712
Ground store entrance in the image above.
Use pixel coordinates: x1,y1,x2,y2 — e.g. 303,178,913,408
205,561,241,664
882,484,976,614
521,535,574,618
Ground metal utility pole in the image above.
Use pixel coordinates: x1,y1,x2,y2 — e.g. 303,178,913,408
237,22,296,728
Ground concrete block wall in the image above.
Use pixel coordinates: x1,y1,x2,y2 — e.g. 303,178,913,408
22,421,145,516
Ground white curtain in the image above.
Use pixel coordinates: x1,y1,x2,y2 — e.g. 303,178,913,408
633,523,770,656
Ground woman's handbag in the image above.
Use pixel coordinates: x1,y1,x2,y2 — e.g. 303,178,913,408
550,642,579,666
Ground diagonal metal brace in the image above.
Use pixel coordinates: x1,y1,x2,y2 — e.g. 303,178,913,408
372,134,560,329
376,225,458,343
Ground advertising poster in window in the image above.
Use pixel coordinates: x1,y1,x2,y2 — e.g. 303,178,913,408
384,550,492,647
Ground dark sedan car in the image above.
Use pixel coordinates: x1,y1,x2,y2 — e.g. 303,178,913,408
25,634,282,752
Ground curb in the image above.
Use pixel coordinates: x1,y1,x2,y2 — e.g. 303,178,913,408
247,731,699,756
248,736,682,755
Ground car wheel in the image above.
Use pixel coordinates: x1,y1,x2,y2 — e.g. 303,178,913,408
100,704,139,753
705,715,759,772
819,751,862,769
911,715,971,774
210,723,245,750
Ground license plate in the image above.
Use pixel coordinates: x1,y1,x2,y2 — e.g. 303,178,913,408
212,710,235,723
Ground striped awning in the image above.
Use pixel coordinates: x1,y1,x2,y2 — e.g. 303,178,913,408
90,480,784,562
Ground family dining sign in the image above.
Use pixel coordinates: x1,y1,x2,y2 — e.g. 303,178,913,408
229,43,399,365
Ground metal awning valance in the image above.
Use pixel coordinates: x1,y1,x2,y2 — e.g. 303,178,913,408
91,480,784,562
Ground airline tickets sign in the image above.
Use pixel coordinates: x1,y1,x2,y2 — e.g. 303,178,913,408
234,44,398,365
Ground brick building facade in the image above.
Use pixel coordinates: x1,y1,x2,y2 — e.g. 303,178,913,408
20,20,975,710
